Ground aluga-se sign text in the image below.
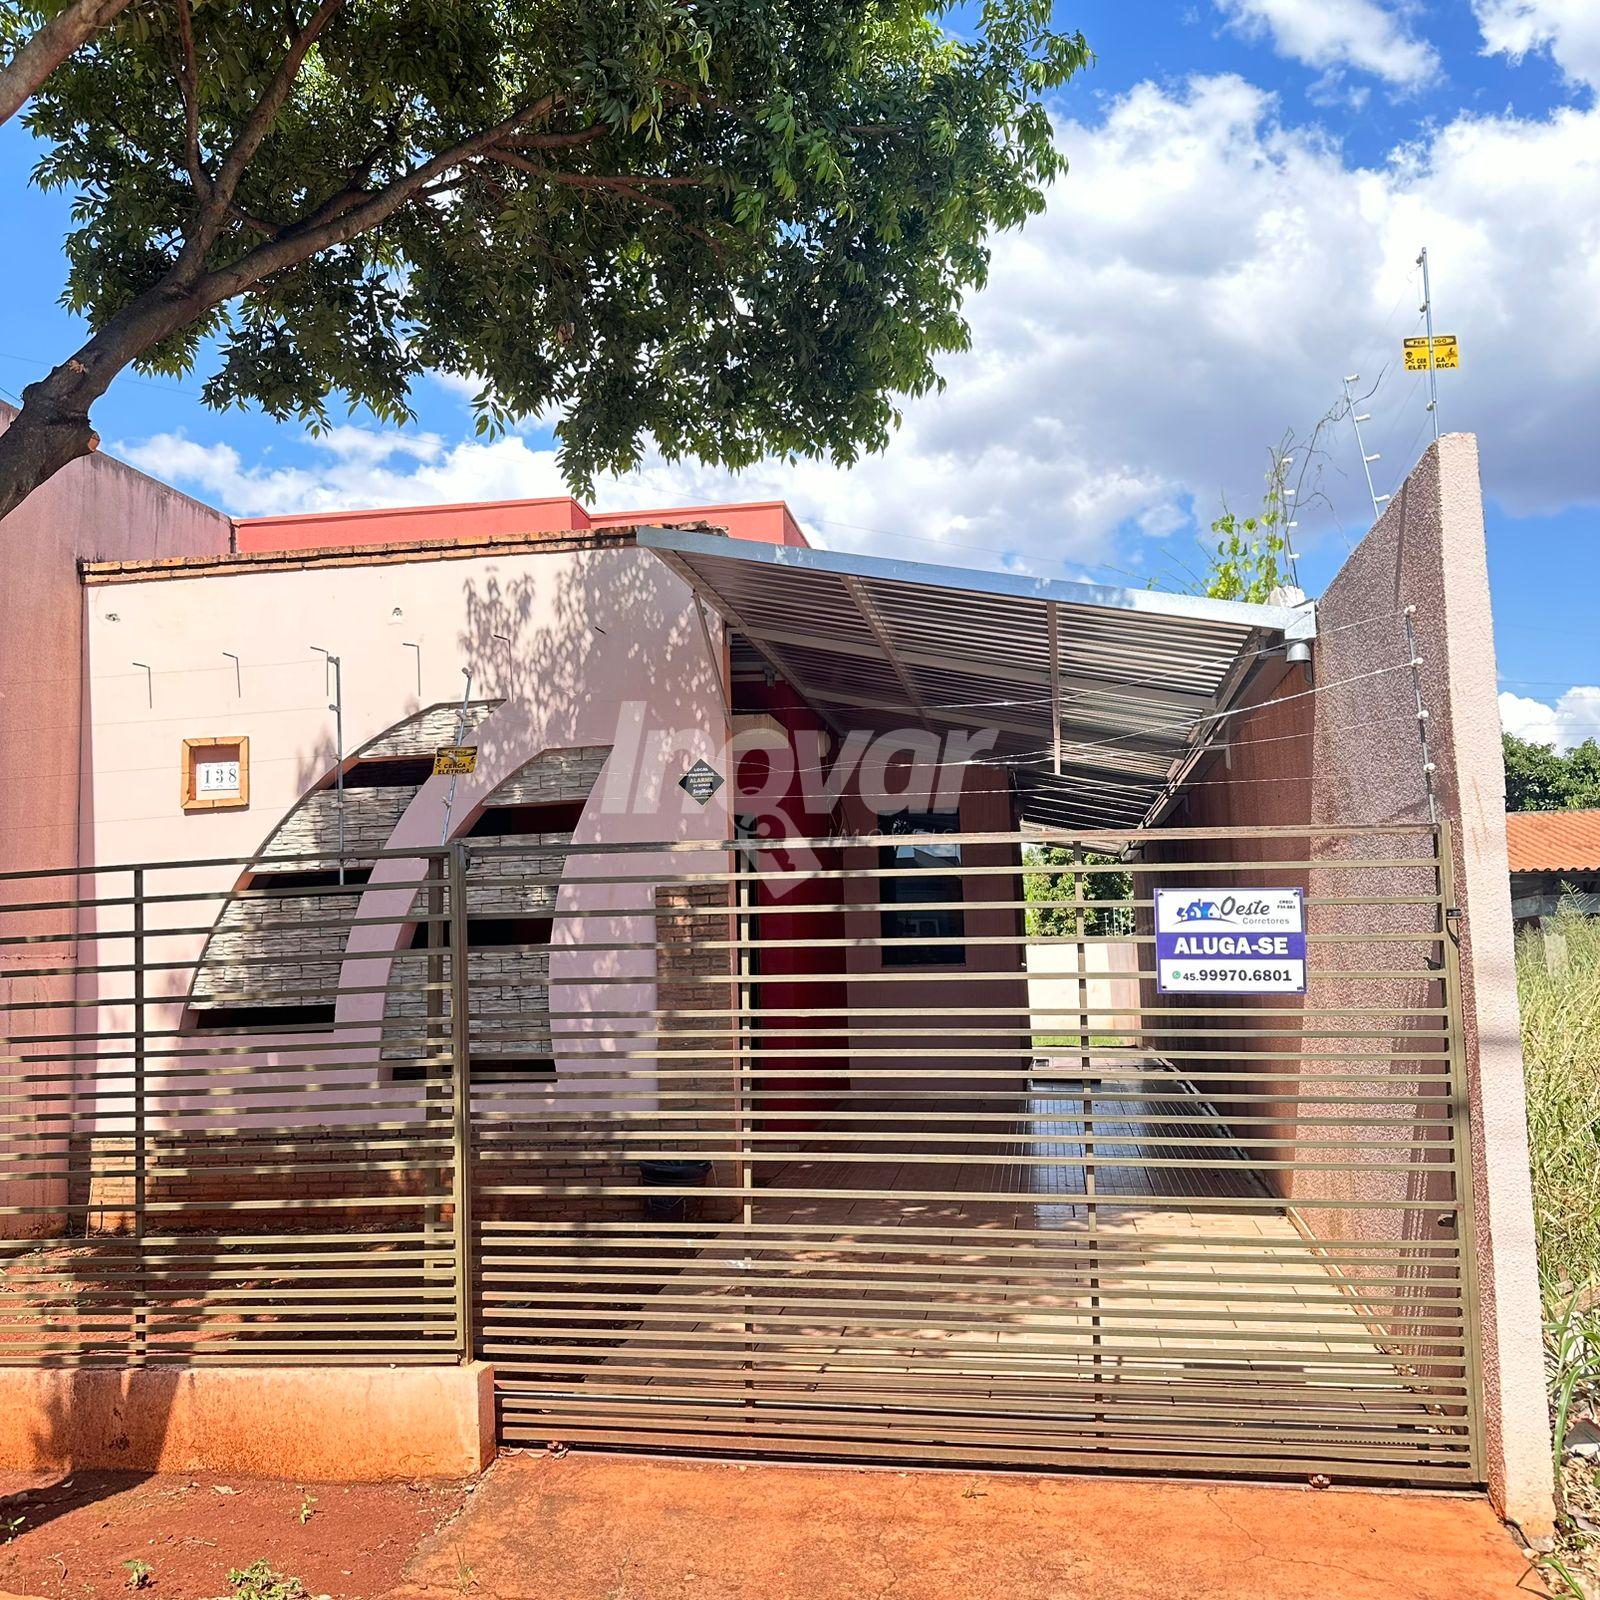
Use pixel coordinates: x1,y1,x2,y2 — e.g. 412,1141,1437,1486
1154,887,1307,994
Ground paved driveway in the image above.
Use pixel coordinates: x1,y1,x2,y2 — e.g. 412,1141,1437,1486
394,1452,1541,1600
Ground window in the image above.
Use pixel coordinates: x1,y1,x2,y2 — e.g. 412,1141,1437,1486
406,915,553,950
878,810,965,966
341,756,437,788
467,800,586,837
472,1056,556,1082
189,1002,336,1031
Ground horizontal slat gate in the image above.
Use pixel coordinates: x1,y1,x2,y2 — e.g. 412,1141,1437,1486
473,822,1484,1486
0,823,1482,1486
0,854,465,1365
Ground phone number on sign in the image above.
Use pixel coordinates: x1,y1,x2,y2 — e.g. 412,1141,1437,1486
1168,966,1300,984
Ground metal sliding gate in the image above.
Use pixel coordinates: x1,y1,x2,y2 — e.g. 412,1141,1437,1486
473,821,1485,1487
0,821,1483,1487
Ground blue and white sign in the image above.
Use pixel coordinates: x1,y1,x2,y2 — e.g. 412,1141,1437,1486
1154,887,1306,994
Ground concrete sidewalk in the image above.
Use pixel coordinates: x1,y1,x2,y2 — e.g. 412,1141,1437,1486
395,1453,1543,1600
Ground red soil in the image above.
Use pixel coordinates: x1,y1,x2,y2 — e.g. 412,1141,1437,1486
0,1470,472,1600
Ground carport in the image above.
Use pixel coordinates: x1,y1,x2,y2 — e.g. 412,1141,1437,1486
479,527,1480,1487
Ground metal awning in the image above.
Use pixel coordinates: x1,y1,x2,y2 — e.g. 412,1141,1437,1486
638,526,1316,829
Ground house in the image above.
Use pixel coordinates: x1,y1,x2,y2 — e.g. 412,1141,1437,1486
1506,807,1600,925
0,413,1557,1539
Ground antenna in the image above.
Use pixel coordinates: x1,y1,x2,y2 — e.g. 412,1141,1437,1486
1270,448,1302,591
1343,374,1391,524
1417,247,1441,440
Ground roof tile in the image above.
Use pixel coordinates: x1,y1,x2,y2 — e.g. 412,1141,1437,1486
1506,808,1600,873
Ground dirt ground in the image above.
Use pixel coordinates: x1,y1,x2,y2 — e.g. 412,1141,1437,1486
0,1470,473,1600
0,1452,1549,1600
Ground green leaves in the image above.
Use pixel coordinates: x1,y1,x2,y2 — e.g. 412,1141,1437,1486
10,0,1089,493
1504,734,1600,813
1201,448,1296,603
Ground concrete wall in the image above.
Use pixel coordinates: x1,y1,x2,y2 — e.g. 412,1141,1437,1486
1026,941,1140,1041
1170,435,1552,1536
0,403,234,883
838,765,1029,1105
0,407,232,1237
236,496,806,554
0,1361,495,1479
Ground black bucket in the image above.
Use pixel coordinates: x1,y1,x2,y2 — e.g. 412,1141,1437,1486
637,1159,713,1223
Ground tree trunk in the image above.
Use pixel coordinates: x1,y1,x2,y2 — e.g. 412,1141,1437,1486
0,380,102,522
0,285,202,525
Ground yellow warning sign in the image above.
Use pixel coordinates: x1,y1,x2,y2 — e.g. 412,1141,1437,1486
1404,334,1460,372
433,746,478,776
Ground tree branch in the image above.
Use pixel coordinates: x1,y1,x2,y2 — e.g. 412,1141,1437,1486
0,93,562,521
173,0,208,198
485,150,710,192
505,123,607,150
177,0,346,266
227,203,282,238
0,0,133,126
196,93,564,299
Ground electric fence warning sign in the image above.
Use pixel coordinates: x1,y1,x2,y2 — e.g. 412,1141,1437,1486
1154,887,1307,995
1403,334,1460,371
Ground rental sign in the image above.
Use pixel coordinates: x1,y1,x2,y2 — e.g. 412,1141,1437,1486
1154,887,1306,995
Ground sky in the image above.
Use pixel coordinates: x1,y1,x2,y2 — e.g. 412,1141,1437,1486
1,0,1597,749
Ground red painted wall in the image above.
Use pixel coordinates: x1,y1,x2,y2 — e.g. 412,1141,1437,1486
237,497,808,554
734,683,847,1127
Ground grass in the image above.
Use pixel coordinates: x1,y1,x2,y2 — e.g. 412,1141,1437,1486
1518,905,1600,1594
1519,907,1600,1296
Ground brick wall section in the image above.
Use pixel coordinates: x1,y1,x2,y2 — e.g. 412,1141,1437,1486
384,747,612,1064
358,701,500,757
482,745,608,807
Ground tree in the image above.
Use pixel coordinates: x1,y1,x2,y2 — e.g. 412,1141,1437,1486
1023,844,1131,938
0,0,1088,524
1503,733,1600,812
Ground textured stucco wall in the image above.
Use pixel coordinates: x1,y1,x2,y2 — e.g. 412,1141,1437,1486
1172,435,1552,1535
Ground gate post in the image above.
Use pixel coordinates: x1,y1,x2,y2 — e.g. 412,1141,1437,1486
131,865,148,1365
448,843,476,1362
1437,819,1489,1480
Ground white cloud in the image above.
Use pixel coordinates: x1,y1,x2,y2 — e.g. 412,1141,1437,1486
116,428,568,518
1500,687,1600,749
1475,0,1600,90
1215,0,1438,85
119,72,1600,585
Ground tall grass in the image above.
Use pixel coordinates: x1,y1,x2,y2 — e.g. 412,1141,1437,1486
1517,906,1600,1298
1518,907,1600,1592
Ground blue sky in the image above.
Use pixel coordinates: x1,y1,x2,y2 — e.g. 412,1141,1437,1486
1,0,1597,744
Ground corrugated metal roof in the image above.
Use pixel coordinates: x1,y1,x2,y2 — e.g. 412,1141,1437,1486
638,526,1317,829
1506,808,1600,873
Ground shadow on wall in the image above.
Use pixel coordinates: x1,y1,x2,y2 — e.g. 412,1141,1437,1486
452,541,716,824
